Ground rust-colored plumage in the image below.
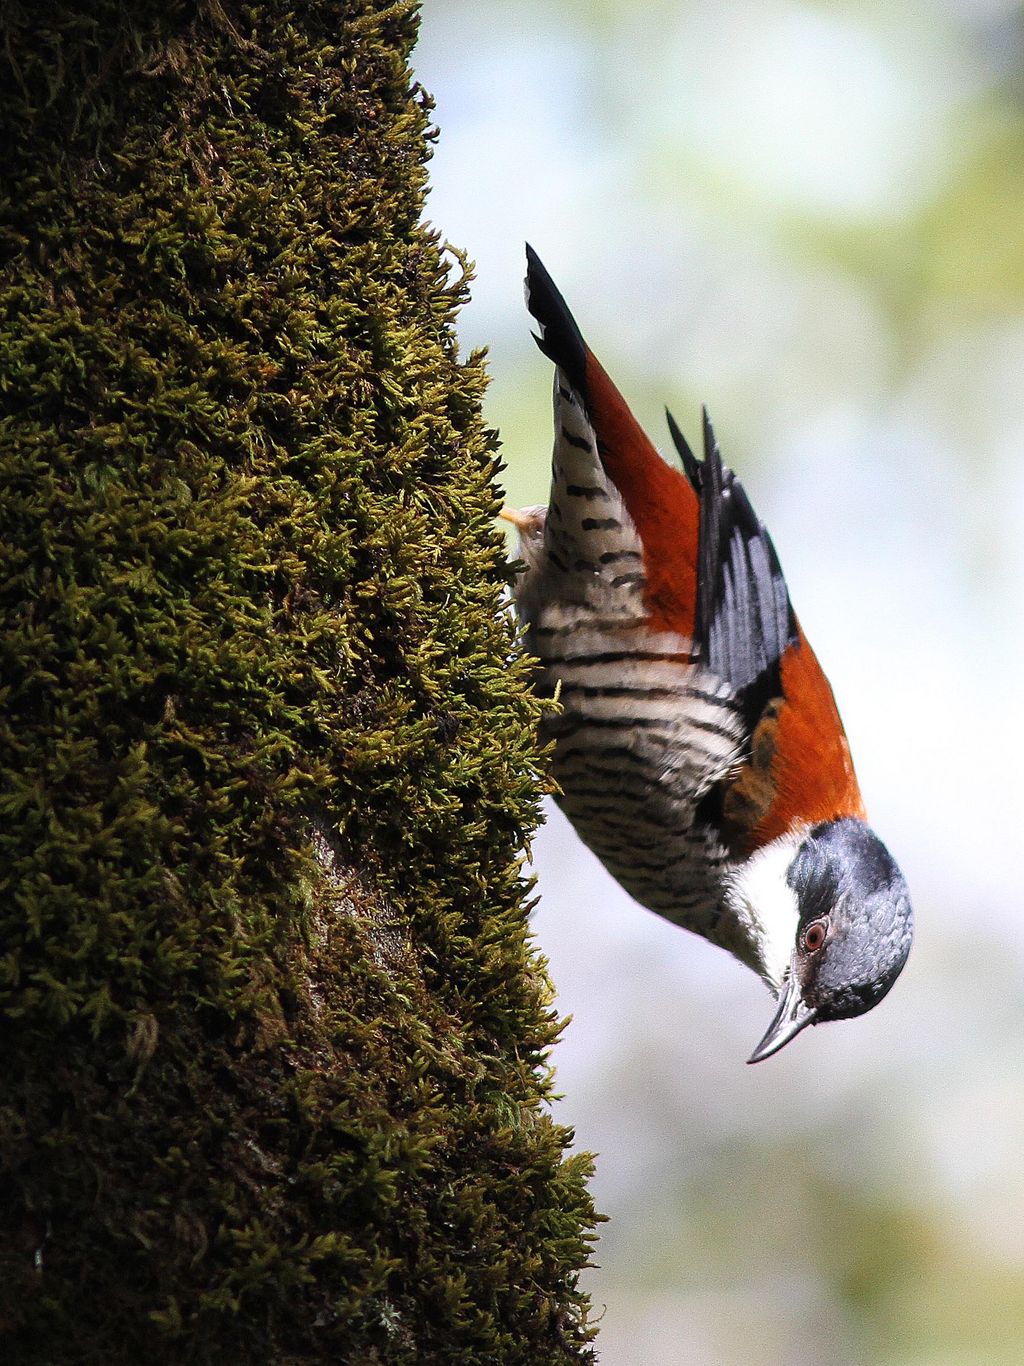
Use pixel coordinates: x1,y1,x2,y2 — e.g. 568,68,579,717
582,354,700,637
755,629,866,846
719,629,866,856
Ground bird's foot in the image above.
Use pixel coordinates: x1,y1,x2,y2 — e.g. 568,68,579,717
498,505,536,531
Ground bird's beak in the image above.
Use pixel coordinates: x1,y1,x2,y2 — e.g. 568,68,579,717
747,971,817,1064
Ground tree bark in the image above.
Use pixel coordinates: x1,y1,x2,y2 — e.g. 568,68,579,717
0,3,598,1361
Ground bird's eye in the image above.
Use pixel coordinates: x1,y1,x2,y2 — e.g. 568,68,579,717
801,919,828,953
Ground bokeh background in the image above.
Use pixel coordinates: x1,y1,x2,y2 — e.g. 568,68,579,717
415,3,1024,1362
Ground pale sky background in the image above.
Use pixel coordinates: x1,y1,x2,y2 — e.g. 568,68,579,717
416,3,1024,1361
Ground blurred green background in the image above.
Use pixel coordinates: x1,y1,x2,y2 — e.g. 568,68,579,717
415,2,1024,1362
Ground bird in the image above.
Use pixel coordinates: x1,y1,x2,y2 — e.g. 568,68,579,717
503,245,913,1063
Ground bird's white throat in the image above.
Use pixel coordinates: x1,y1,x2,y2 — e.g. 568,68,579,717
726,832,804,992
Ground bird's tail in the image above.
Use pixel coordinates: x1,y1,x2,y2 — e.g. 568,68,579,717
523,245,701,637
525,244,589,398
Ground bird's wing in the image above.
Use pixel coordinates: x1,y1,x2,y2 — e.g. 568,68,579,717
525,245,701,638
693,411,798,727
665,406,702,492
684,419,867,852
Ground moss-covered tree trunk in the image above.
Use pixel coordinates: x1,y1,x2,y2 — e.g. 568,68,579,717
0,3,597,1361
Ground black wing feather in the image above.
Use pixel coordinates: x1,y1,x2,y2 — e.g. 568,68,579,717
665,407,702,491
694,409,797,724
524,245,588,397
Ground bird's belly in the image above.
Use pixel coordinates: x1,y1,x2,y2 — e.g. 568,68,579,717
527,604,748,949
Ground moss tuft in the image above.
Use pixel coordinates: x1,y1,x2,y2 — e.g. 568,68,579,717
0,3,599,1361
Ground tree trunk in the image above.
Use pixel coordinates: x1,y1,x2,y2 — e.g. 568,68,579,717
0,3,598,1361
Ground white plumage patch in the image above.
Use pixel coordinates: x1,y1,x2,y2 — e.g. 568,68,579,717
725,831,805,991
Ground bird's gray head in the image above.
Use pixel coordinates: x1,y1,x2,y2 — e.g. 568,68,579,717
747,817,913,1063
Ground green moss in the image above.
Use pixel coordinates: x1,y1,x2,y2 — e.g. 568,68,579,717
0,3,598,1361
